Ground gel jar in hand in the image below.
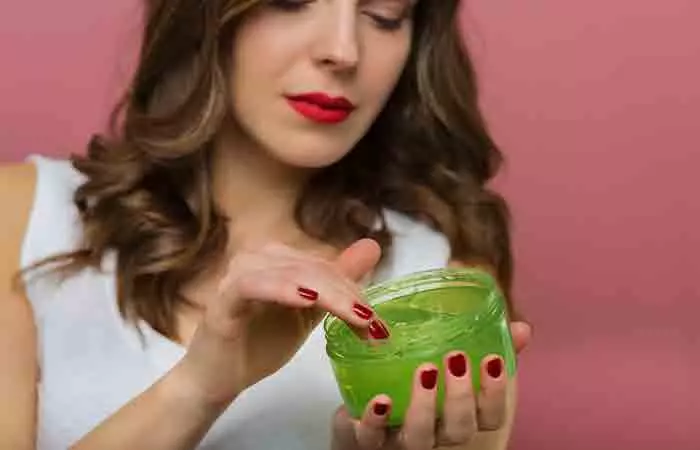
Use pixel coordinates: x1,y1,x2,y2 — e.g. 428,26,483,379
324,267,516,426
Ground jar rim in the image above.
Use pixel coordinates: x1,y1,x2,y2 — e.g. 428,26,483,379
323,267,498,332
323,267,504,359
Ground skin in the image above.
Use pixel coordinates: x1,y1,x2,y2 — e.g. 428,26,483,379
0,1,532,449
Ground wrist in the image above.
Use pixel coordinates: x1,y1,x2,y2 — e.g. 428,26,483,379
163,360,238,417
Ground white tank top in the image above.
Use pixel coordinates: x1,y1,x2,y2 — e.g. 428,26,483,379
20,155,451,450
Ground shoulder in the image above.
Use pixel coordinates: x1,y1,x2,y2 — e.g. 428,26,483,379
0,161,40,448
1,155,85,272
0,162,38,273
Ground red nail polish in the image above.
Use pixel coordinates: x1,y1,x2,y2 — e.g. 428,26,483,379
421,369,438,390
297,287,319,301
373,402,390,416
368,320,390,339
448,354,467,378
353,303,374,320
487,358,503,379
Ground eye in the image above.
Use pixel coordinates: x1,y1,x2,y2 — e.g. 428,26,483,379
365,13,406,31
363,1,413,32
267,0,314,11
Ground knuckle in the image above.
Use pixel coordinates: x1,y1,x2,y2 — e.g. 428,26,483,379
478,421,501,432
476,411,505,431
449,396,476,418
307,259,333,278
447,380,475,400
399,432,434,450
439,423,476,446
437,407,478,446
436,435,465,448
476,392,507,431
400,422,435,450
332,407,349,426
357,429,385,450
279,264,305,281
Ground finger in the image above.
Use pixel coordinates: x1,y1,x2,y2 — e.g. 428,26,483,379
264,265,389,337
436,352,477,447
264,239,387,340
334,238,382,283
219,269,323,318
333,239,388,341
399,364,439,450
218,252,388,340
355,395,392,449
270,262,391,339
217,241,387,338
510,321,532,354
262,241,373,314
287,269,373,329
332,406,359,450
476,355,507,431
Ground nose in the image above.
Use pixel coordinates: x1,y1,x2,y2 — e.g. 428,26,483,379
312,6,360,72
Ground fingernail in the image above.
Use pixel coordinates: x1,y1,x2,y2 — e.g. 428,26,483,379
368,320,390,339
448,354,467,378
297,286,318,301
373,402,390,416
353,303,374,320
421,368,438,390
487,357,503,379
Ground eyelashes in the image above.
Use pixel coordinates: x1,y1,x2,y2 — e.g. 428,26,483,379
266,0,312,11
266,0,410,32
365,12,405,31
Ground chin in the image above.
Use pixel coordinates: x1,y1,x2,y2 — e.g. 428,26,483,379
263,134,361,169
268,146,349,169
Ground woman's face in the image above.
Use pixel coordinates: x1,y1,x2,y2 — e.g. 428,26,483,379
227,0,415,168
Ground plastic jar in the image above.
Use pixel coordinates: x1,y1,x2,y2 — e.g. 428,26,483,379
324,267,516,426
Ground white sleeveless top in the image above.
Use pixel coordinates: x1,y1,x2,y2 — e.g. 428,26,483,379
20,155,451,450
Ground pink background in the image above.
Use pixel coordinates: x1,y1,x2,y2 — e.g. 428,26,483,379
1,0,698,448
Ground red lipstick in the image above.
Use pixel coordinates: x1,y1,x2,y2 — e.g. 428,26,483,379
285,92,355,124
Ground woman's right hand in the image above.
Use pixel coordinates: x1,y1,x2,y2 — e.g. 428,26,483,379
175,238,385,408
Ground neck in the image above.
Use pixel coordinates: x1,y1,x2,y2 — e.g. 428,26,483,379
210,124,312,250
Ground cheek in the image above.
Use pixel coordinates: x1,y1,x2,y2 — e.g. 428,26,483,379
362,29,411,92
363,45,411,101
229,21,292,99
231,42,268,93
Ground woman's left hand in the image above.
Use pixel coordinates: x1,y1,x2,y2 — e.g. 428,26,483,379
331,321,532,450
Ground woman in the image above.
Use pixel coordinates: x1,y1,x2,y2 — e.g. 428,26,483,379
0,0,532,449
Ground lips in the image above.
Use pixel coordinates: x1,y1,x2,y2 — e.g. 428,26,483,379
285,92,355,124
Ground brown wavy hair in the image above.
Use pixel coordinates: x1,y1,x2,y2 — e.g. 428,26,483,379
30,0,516,338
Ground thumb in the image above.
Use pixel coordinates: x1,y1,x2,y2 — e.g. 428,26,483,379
510,321,533,354
334,238,382,283
331,406,359,450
